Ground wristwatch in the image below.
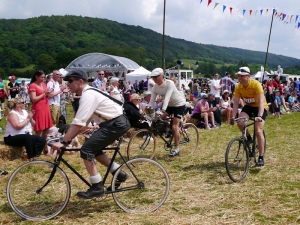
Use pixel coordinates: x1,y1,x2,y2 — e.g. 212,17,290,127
59,137,71,145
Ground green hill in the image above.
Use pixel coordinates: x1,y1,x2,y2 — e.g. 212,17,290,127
0,15,299,78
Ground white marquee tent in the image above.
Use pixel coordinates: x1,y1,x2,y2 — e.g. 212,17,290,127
125,66,151,83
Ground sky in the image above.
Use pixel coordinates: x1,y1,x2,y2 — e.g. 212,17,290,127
0,0,300,63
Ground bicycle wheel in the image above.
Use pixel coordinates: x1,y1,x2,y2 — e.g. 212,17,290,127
127,129,156,160
225,138,250,182
178,123,199,156
6,161,71,221
112,158,170,213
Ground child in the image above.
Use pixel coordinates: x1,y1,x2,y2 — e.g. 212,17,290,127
274,90,281,119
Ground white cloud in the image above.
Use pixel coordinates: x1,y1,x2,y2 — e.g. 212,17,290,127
0,0,299,60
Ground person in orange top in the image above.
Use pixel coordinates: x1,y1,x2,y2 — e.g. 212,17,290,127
230,67,268,167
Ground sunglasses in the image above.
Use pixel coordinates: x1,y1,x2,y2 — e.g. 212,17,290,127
67,78,79,83
152,75,160,79
98,73,105,75
238,69,249,73
17,102,25,104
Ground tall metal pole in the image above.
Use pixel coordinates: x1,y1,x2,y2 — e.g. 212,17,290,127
262,8,275,82
162,0,166,71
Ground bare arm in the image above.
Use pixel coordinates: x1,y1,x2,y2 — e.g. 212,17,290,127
232,96,240,118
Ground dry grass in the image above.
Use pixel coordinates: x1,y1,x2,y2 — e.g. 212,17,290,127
0,112,300,225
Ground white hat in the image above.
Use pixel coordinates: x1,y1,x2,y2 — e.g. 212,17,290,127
150,68,164,77
142,91,151,97
110,77,119,82
236,67,250,75
223,90,230,94
8,76,12,79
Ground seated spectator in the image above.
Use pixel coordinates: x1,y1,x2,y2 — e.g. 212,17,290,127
191,94,217,130
3,97,46,161
207,93,222,126
220,90,233,123
123,93,149,129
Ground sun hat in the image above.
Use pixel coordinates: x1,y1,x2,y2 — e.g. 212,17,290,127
110,77,119,82
236,67,250,75
223,90,230,94
142,91,151,97
63,69,88,81
150,68,164,77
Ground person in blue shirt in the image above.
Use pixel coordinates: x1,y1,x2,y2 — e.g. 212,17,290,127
274,90,281,119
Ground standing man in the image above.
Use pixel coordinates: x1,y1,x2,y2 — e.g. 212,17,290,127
230,67,268,167
7,75,20,99
93,70,107,92
220,72,235,94
148,68,186,157
0,77,7,113
52,69,130,198
47,70,66,126
133,80,139,93
210,73,224,105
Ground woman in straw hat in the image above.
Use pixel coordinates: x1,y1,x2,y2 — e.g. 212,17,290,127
3,97,46,161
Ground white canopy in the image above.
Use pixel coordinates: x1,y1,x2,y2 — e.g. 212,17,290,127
126,66,151,83
253,71,271,80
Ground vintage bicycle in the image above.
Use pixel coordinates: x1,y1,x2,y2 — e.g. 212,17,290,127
225,117,266,182
126,111,199,160
6,137,170,221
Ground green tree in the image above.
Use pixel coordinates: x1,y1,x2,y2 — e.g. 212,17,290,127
35,54,55,72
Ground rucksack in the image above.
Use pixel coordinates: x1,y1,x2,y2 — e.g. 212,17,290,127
87,88,136,127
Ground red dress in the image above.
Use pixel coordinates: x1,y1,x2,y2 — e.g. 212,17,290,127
29,83,52,132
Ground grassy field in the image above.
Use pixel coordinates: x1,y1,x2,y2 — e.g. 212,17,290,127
0,109,300,224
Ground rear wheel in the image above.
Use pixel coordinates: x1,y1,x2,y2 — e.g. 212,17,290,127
177,123,199,156
127,129,156,160
225,138,249,182
112,158,170,213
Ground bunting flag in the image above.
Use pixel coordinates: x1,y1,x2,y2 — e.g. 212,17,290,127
213,3,219,9
223,5,226,12
200,0,300,29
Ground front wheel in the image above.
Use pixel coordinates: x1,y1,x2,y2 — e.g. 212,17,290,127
225,138,249,182
178,123,199,156
112,158,170,213
6,161,71,221
127,129,156,160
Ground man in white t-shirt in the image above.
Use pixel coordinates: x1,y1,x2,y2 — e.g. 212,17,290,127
210,72,224,105
47,70,66,126
148,68,186,157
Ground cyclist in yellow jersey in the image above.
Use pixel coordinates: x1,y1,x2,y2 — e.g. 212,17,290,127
231,67,267,167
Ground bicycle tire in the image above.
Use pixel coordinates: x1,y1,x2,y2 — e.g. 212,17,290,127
225,138,250,182
112,158,170,213
178,123,199,156
127,129,156,160
6,161,71,221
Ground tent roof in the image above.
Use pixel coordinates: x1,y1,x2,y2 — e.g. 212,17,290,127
126,66,151,75
65,52,140,73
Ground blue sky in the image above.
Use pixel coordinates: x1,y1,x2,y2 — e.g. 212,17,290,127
1,0,299,62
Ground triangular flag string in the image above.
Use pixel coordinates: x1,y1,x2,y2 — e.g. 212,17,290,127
201,0,300,29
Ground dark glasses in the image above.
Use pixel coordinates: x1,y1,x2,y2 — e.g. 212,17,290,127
98,73,104,75
67,79,79,83
152,75,160,79
238,69,249,73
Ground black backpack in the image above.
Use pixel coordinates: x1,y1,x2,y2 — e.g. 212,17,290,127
87,88,137,127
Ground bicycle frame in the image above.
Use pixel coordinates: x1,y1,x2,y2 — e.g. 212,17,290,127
39,139,142,195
